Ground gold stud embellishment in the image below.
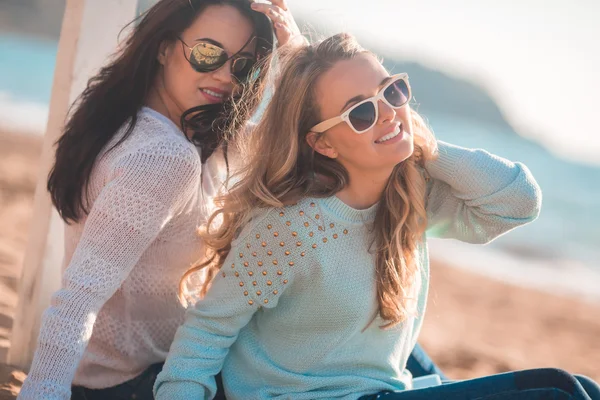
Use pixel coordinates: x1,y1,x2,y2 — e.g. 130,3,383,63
258,261,263,267
299,211,305,216
273,290,279,294
279,242,285,247
333,234,338,239
312,244,317,249
256,291,262,296
285,251,291,256
252,281,258,286
277,270,283,275
304,222,309,227
264,299,269,304
267,224,272,229
323,238,328,243
267,280,272,286
279,212,285,217
248,271,254,276
289,262,294,266
274,232,279,237
344,229,349,234
262,271,267,276
239,282,244,287
248,300,254,305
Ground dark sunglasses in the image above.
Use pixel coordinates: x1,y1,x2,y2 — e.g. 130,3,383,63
310,74,411,134
177,35,256,81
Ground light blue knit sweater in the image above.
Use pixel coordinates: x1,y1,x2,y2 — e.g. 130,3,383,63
154,141,542,400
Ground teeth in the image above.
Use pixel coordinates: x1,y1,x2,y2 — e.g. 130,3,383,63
202,89,224,98
376,125,401,143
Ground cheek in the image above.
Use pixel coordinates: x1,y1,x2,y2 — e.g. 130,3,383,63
328,125,369,154
163,52,203,103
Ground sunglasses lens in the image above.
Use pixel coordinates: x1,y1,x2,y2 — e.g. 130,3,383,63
189,42,228,72
231,58,255,81
348,101,377,132
384,78,410,107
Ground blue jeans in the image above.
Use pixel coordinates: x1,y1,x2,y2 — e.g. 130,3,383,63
71,363,163,400
359,369,600,400
406,343,448,380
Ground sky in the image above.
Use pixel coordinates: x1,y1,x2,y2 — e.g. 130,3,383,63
289,0,600,165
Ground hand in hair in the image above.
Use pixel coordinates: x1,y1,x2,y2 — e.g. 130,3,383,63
250,0,305,47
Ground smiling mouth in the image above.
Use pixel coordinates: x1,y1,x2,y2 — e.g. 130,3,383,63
375,123,402,144
199,88,226,99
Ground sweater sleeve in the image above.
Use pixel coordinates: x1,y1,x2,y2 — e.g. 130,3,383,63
18,139,201,400
425,141,542,244
154,212,296,400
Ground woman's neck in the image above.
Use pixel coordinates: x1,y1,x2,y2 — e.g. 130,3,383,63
145,78,184,134
335,166,391,210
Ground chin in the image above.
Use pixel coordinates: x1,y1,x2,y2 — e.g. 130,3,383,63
392,139,415,164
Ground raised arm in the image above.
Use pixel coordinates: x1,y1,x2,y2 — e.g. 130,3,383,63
425,141,542,244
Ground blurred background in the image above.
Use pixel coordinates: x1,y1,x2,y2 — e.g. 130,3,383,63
0,0,599,395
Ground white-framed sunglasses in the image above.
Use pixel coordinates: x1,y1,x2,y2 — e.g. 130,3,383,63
310,73,411,134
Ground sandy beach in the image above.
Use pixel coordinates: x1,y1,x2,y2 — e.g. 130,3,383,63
0,130,598,399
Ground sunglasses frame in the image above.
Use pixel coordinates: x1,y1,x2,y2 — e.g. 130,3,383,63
310,73,411,134
177,35,257,80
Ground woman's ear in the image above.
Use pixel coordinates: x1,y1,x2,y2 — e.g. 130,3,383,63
306,132,338,159
157,40,173,66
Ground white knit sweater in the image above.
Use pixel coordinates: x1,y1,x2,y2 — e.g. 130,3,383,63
19,107,225,399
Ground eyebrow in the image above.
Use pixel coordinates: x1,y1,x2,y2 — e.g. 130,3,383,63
194,37,255,59
340,76,393,112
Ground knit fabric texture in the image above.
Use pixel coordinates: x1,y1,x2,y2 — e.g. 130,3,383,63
154,141,542,400
19,107,226,399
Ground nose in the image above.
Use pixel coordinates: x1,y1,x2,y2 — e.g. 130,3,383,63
377,99,396,125
211,59,234,85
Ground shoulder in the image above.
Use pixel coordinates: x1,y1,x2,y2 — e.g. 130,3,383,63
231,198,324,256
114,109,201,177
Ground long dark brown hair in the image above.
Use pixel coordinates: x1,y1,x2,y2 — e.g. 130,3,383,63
48,0,273,223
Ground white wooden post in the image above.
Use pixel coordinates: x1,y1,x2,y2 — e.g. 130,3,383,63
8,0,140,369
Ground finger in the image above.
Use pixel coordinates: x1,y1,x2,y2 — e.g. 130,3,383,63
267,0,288,11
250,2,284,19
274,23,292,46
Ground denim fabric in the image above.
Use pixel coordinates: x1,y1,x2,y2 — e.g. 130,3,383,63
359,369,599,400
71,363,163,400
406,343,448,380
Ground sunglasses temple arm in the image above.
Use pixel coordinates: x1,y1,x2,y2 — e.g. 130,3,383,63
311,116,344,134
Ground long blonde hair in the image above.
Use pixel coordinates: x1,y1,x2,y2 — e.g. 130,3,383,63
181,33,437,327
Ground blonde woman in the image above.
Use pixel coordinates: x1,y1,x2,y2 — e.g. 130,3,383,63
154,34,597,399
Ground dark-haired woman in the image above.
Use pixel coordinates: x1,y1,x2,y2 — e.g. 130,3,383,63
18,1,298,399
